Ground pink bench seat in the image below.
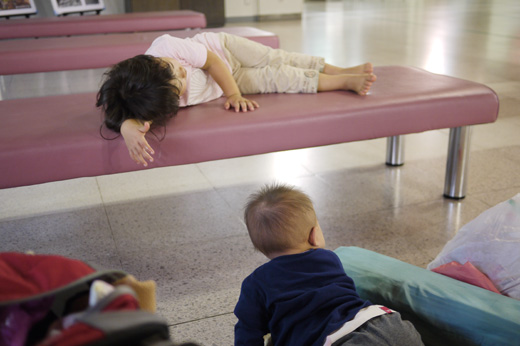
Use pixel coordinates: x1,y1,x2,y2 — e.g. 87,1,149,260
0,27,280,75
0,10,206,40
0,66,499,198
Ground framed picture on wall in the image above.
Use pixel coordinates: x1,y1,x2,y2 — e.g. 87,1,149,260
0,0,37,17
50,0,105,15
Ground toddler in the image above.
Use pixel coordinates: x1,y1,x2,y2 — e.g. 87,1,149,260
235,183,423,345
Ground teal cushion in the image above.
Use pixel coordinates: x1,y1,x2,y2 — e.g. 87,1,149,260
334,246,520,346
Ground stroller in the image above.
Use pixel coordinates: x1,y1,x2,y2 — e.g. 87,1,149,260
0,252,199,346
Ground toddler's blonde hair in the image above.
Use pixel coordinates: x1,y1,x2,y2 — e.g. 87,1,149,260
244,183,316,257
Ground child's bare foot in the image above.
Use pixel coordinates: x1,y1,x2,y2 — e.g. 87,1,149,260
340,63,373,75
317,72,376,94
343,73,377,95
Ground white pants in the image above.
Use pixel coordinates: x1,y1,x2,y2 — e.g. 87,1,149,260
219,32,325,94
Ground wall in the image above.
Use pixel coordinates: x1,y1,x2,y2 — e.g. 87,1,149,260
224,0,303,21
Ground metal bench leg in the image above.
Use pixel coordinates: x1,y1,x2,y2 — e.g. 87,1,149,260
386,135,405,166
444,126,472,199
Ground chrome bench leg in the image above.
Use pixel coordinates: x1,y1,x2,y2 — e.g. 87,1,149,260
444,126,472,199
386,135,404,166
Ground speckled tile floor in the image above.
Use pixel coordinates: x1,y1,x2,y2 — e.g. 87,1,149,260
1,1,519,345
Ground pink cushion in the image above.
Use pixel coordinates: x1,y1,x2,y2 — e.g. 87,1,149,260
0,27,280,75
431,261,501,294
0,66,499,188
0,10,206,39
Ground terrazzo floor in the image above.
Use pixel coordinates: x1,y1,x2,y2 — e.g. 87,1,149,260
1,0,520,345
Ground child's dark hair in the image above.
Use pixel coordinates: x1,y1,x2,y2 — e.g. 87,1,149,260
96,54,180,133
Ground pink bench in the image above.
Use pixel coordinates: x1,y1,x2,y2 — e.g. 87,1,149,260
0,66,499,198
0,26,280,75
0,10,206,40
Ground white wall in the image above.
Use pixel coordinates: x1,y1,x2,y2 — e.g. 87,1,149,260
258,0,303,16
225,0,258,18
225,0,303,20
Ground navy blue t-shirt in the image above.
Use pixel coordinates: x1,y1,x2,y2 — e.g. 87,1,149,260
234,248,371,346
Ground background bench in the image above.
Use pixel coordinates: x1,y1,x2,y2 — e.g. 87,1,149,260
0,26,280,75
0,10,206,40
0,66,499,198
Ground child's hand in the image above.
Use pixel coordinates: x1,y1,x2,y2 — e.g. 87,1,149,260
120,119,155,167
225,94,259,113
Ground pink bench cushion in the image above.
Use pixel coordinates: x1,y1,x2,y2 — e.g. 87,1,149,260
0,66,499,189
0,27,280,75
0,10,206,39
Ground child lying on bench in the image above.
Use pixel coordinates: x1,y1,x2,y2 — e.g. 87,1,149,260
96,32,377,167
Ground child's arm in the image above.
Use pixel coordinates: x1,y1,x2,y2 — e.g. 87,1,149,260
120,119,155,167
234,279,269,346
202,50,259,113
235,319,268,346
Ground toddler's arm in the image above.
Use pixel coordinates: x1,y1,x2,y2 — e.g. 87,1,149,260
234,279,269,346
120,119,155,167
202,50,259,113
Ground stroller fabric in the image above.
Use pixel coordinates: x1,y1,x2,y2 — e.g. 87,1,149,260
0,252,172,346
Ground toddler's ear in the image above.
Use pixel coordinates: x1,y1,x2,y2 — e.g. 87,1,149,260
308,227,318,246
